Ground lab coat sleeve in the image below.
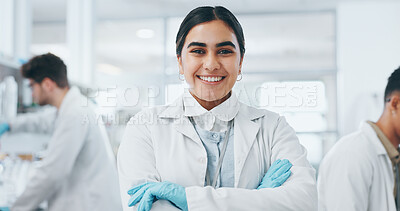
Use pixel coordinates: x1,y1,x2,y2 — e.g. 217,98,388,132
317,145,372,211
117,117,179,211
9,107,56,134
11,111,89,211
185,116,317,211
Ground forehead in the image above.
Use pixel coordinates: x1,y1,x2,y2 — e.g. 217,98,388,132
184,20,238,45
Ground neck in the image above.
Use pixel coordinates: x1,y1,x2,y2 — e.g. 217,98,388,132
191,91,231,111
376,112,400,148
51,87,70,109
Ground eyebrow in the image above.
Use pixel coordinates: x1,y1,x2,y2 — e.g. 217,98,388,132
187,42,206,48
187,41,236,49
216,41,236,48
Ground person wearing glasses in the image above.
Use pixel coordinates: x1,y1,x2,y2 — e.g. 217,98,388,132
318,67,400,211
118,6,317,211
0,53,122,211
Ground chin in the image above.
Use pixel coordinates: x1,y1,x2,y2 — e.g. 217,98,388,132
198,92,228,102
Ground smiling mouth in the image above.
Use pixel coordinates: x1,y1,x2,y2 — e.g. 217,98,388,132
197,75,226,82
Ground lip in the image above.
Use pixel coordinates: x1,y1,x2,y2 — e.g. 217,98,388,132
196,75,226,84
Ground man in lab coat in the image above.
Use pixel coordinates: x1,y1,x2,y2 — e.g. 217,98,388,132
318,67,400,211
0,53,122,211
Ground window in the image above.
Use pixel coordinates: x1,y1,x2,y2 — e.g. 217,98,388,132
258,80,336,168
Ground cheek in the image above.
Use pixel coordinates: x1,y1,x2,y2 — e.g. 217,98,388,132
182,59,200,76
222,59,241,75
33,88,41,97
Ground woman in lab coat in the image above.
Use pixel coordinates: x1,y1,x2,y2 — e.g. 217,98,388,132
117,6,317,211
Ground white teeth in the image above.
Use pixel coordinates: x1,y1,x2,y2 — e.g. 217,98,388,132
199,76,223,82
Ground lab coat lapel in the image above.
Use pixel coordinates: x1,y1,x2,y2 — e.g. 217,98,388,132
362,122,394,195
234,105,263,187
159,96,203,146
173,117,203,146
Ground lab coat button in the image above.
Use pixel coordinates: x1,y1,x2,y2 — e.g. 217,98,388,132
212,134,219,139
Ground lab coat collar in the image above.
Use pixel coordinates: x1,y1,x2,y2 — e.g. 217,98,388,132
158,95,201,147
157,95,185,119
58,86,82,115
158,93,267,176
158,92,265,121
361,121,387,156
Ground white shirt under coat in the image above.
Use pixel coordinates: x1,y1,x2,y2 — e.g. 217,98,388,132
184,90,238,188
10,87,122,211
182,89,239,132
118,91,317,211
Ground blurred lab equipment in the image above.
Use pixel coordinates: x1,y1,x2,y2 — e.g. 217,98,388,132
0,133,50,210
0,76,18,122
0,153,46,210
1,76,17,121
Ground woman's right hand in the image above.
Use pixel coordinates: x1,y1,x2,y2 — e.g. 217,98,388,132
257,159,292,189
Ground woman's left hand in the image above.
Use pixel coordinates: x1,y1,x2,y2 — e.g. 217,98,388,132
257,159,292,189
127,181,188,211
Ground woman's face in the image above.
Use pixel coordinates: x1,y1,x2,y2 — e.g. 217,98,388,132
178,20,243,103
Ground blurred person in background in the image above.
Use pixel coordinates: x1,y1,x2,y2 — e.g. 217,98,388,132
318,67,400,211
118,6,317,211
0,53,122,211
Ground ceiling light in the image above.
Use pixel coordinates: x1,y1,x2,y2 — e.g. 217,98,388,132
97,63,122,75
136,29,154,39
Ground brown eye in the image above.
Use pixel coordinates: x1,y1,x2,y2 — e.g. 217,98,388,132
218,49,233,55
190,49,205,54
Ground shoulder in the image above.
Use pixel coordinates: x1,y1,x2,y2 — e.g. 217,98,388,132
329,130,374,157
238,102,280,120
126,105,174,129
123,105,172,142
321,130,375,172
58,90,101,127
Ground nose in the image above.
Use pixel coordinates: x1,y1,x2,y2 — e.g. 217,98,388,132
203,53,220,72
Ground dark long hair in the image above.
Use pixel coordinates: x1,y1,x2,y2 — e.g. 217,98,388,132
176,6,245,58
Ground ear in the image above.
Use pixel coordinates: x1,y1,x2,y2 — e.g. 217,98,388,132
389,95,400,112
177,55,184,75
41,78,55,91
238,56,244,75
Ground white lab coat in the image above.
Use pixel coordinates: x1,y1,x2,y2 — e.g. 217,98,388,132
10,87,123,211
318,122,395,211
118,95,317,211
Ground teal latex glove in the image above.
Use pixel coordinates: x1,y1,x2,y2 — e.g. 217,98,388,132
257,159,292,189
128,181,188,211
0,123,9,136
0,207,10,211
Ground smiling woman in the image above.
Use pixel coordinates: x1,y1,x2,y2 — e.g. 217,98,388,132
117,6,317,211
178,20,242,110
